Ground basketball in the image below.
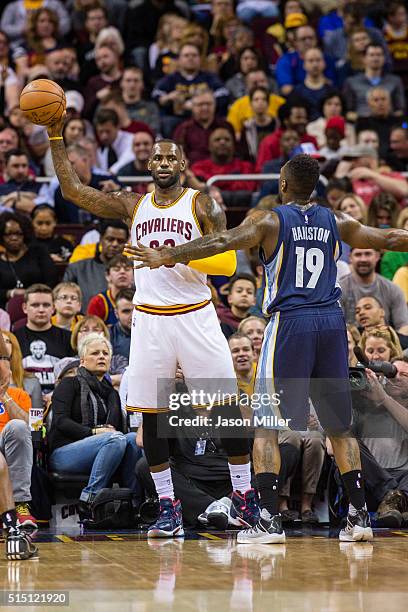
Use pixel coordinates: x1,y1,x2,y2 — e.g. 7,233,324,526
19,79,66,126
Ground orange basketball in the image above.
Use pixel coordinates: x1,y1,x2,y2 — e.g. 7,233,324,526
19,79,66,126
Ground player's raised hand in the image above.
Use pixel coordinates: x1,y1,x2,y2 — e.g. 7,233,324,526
47,111,67,138
123,242,175,269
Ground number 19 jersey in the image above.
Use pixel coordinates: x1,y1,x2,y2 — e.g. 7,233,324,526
131,187,211,307
262,203,342,315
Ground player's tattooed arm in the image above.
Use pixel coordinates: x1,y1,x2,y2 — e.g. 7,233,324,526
336,210,408,251
47,118,136,222
195,192,227,235
125,209,280,269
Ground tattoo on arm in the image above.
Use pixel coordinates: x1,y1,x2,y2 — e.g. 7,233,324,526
336,210,408,252
195,192,227,235
170,208,271,264
50,140,134,221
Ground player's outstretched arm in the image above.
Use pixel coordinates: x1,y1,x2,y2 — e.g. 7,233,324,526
124,208,278,269
47,116,135,221
336,211,408,251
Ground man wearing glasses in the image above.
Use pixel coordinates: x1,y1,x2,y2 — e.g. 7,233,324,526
51,282,83,331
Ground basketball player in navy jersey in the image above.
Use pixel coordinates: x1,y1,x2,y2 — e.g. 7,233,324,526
127,154,408,543
47,115,260,538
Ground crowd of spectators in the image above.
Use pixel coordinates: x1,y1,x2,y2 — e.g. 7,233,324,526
1,0,408,531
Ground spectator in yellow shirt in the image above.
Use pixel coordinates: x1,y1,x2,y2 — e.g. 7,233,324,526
227,69,285,138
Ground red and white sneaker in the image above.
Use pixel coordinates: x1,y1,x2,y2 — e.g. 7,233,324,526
15,503,38,534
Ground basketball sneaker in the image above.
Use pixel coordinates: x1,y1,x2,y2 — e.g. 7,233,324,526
339,509,373,542
229,489,260,528
198,497,231,530
15,503,38,534
5,527,38,561
147,498,184,538
237,509,286,544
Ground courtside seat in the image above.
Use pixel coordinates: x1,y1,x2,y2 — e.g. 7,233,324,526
48,472,89,499
48,472,89,531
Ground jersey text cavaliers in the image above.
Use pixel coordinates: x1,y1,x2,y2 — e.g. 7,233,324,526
135,217,193,241
130,187,211,307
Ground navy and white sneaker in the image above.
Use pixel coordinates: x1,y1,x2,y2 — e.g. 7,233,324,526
339,509,373,542
198,497,231,530
229,489,260,528
6,527,38,560
237,509,286,544
147,498,184,538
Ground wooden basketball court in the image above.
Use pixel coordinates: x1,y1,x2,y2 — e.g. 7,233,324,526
1,527,408,611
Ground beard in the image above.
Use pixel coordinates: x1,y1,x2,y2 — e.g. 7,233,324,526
152,169,180,189
356,264,374,277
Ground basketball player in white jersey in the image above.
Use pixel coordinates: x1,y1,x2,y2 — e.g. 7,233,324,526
47,117,260,537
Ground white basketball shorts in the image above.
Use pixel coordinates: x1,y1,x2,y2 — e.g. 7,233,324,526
126,301,238,413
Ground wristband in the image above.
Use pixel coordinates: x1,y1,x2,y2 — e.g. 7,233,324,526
0,355,10,361
3,393,12,403
49,136,63,141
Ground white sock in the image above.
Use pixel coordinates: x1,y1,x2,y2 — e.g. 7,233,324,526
228,462,252,493
349,502,367,516
151,468,174,500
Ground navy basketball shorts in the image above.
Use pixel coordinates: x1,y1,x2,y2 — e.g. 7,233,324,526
254,307,352,433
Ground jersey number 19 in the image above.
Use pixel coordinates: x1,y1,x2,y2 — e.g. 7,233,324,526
295,247,324,289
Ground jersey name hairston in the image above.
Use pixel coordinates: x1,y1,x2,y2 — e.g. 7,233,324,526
135,218,193,241
291,226,331,243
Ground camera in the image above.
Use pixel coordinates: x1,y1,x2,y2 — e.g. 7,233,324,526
349,365,370,391
349,347,397,392
353,346,397,379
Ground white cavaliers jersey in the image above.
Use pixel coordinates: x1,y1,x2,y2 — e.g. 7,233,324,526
131,188,211,306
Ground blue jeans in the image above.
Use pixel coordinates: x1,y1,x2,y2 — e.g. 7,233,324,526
50,432,142,503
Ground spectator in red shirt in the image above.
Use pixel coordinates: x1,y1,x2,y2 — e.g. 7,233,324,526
173,90,234,164
336,145,408,206
191,127,256,200
256,100,318,171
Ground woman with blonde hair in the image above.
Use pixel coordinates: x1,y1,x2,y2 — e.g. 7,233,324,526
148,13,180,71
381,205,408,281
95,26,124,58
338,193,367,223
337,193,367,262
1,330,42,410
238,316,266,359
151,15,188,79
48,333,141,516
71,316,127,388
359,329,403,364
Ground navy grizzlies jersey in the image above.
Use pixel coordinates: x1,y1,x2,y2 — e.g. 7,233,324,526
261,203,342,315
